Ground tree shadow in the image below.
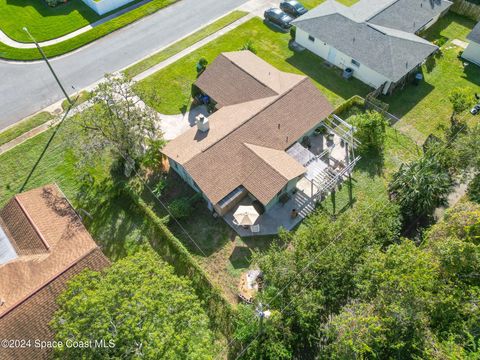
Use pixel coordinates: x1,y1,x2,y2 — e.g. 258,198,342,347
380,79,435,118
355,149,385,178
286,50,372,100
229,246,252,269
77,178,152,260
421,12,477,43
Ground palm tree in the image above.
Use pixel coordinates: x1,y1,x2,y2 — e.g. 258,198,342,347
389,151,452,221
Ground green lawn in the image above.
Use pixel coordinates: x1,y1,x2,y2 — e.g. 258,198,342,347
1,0,102,42
136,17,371,115
0,120,149,260
383,13,480,144
0,0,178,60
124,11,248,78
0,111,53,147
302,0,358,8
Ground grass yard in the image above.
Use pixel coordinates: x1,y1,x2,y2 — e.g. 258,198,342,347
0,111,54,147
302,0,358,8
0,120,150,260
124,11,249,78
141,172,280,304
320,109,421,216
383,13,480,144
0,0,178,60
0,0,102,42
136,17,371,115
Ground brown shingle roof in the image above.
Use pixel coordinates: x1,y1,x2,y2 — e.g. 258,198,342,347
195,51,304,108
163,52,334,206
0,185,107,316
0,248,109,360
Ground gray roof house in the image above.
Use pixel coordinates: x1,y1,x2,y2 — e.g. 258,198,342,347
462,22,480,66
292,0,452,94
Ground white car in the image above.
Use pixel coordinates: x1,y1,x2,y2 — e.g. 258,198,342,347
471,104,480,115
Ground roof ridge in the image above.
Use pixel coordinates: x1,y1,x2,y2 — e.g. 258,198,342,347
197,78,310,156
364,0,400,22
13,195,50,251
243,143,290,181
221,53,281,95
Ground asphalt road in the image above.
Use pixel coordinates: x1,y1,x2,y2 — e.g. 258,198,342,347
0,0,248,130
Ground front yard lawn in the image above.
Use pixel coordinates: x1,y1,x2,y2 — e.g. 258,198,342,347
136,17,371,115
124,10,249,78
0,0,178,60
302,0,358,8
383,13,480,144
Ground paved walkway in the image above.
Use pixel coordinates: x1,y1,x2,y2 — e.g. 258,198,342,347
0,0,153,49
133,13,254,81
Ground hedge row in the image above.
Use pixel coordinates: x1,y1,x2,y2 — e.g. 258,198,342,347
123,186,235,337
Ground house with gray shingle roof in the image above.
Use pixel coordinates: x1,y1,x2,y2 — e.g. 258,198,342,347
462,22,480,66
162,51,360,236
292,0,452,94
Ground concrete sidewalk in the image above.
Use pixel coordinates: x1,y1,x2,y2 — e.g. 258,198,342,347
133,13,254,81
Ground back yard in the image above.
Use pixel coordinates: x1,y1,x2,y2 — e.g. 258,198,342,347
383,13,480,144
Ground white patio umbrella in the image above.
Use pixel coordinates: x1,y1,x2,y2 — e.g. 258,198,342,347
233,205,260,226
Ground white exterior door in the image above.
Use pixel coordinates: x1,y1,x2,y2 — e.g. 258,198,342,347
327,47,337,64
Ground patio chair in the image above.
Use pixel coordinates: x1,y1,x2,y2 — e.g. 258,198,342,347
250,224,260,233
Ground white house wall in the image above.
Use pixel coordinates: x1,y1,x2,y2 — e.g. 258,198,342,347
462,41,480,66
296,28,392,91
81,0,134,15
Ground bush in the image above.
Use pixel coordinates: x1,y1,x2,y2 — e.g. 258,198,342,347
290,26,296,40
196,57,208,75
239,40,257,54
350,111,388,152
168,196,193,219
468,174,480,203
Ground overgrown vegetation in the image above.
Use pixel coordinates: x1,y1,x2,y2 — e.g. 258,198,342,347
52,249,215,359
234,200,480,359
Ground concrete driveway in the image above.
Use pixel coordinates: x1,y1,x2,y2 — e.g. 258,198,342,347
0,0,248,130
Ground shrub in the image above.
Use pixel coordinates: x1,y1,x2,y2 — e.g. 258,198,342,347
350,111,388,152
168,196,193,219
468,173,480,204
239,40,257,54
196,57,208,75
290,26,296,40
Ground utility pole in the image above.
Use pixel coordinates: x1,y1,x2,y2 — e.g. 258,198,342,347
23,27,73,106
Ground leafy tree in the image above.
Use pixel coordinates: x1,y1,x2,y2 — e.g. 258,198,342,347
74,73,162,177
389,150,452,222
323,302,388,359
350,111,388,153
468,174,480,204
234,304,292,360
52,250,214,359
449,88,474,118
246,200,401,357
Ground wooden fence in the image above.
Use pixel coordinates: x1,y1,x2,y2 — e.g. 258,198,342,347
451,0,480,21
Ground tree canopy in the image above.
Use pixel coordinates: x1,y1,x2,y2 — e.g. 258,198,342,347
234,200,480,359
52,250,214,360
73,73,163,177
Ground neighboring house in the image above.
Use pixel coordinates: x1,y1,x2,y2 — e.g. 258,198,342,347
462,22,480,66
163,51,359,236
0,184,110,360
292,0,452,94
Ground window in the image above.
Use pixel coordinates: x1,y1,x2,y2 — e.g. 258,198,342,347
351,59,361,67
308,35,315,42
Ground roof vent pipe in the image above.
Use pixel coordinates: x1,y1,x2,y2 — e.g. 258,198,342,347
196,114,210,132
